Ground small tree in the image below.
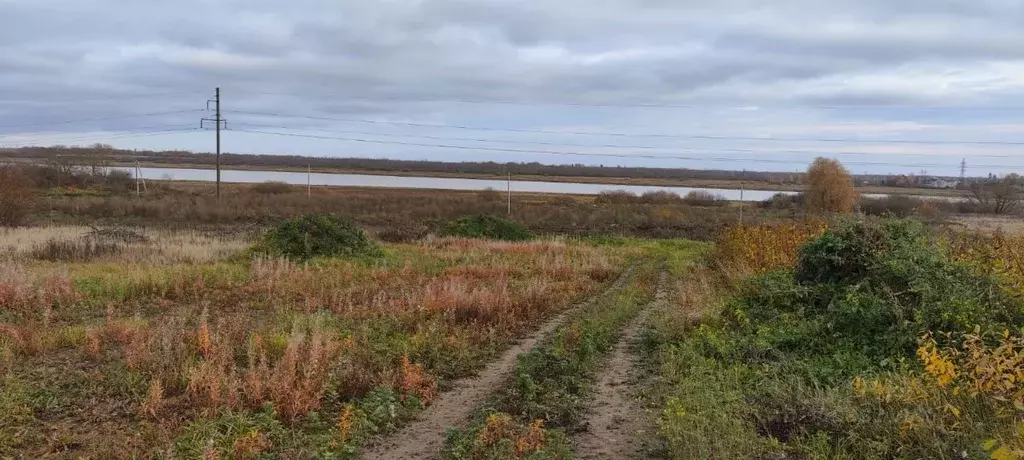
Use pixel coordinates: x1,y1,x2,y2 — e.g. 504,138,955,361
805,157,857,214
969,174,1021,215
0,166,36,226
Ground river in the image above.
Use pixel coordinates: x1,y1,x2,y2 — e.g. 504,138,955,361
127,166,952,202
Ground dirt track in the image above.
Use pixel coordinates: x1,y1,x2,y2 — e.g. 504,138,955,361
360,266,635,460
572,269,667,460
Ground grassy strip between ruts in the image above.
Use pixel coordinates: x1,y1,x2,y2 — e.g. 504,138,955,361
440,251,667,460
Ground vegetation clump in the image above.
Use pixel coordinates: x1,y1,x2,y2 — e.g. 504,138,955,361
251,181,294,195
0,166,36,227
682,190,727,207
441,214,534,241
805,157,857,214
255,214,380,260
649,218,1024,459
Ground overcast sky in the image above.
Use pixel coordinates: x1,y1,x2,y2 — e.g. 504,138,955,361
2,0,1024,175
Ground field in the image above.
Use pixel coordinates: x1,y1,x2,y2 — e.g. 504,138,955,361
29,179,785,241
3,167,1024,459
1,224,643,457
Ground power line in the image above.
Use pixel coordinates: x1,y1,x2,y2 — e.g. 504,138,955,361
2,123,199,144
0,91,208,105
231,122,1022,159
3,127,203,148
226,109,1024,146
230,127,1014,169
0,109,206,131
227,89,1024,111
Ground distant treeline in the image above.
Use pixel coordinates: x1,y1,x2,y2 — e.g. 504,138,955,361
0,145,801,184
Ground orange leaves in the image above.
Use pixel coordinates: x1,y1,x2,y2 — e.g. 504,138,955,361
185,323,342,421
399,354,437,404
198,310,213,358
476,413,548,458
806,157,857,213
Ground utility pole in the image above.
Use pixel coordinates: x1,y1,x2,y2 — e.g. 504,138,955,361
133,160,147,197
739,183,744,227
201,88,225,198
507,171,512,216
216,87,221,199
307,164,311,198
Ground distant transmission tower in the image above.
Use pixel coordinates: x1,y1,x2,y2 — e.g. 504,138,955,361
959,158,967,186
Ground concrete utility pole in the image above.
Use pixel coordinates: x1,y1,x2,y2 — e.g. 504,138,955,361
201,88,225,199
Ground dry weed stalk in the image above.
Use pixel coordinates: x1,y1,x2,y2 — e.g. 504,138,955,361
141,378,165,418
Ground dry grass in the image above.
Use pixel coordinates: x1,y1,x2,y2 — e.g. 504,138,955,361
0,231,628,457
0,225,250,264
953,215,1024,234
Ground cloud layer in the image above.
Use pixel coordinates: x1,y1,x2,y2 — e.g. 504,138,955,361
2,0,1024,174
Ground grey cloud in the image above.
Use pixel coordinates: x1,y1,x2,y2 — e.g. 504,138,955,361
1,0,1023,175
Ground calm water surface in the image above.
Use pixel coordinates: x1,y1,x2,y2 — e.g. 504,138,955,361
130,166,952,202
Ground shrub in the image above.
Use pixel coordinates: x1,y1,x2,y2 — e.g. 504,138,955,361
738,219,1024,366
859,195,927,217
441,214,533,241
255,214,380,260
0,166,36,227
638,190,682,205
594,190,637,205
805,158,857,214
683,190,728,207
477,188,503,202
713,221,827,274
251,181,294,195
759,192,803,210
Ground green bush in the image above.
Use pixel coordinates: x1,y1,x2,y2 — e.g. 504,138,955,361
441,214,534,241
726,219,1024,375
256,214,380,260
647,218,1024,459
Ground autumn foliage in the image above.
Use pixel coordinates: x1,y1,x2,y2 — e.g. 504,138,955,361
713,220,827,274
805,157,857,214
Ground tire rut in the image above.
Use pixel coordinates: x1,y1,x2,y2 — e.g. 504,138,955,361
572,268,669,460
360,265,636,460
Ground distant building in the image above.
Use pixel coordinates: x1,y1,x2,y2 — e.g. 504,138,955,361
920,176,959,189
